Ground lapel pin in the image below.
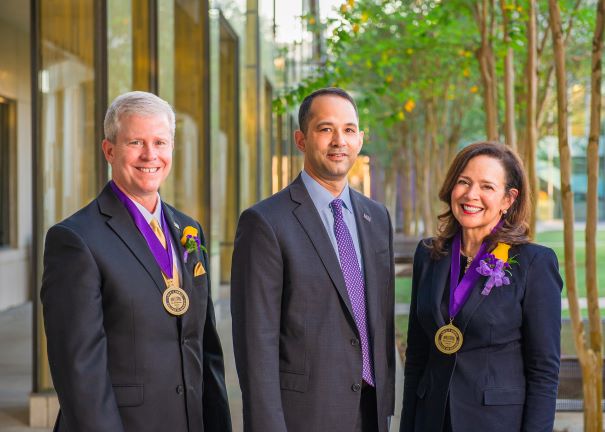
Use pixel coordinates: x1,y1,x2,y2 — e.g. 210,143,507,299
174,222,180,229
363,213,371,222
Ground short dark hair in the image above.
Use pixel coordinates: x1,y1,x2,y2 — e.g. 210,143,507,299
297,87,359,134
430,141,531,259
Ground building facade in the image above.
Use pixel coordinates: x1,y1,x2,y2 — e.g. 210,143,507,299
0,0,324,426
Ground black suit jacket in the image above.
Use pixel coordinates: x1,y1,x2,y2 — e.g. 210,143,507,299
401,240,562,432
230,175,395,432
41,183,231,432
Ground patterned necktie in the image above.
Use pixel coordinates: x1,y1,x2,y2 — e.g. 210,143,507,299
150,218,179,288
330,199,374,386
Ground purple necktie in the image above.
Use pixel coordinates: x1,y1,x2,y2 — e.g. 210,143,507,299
330,199,374,386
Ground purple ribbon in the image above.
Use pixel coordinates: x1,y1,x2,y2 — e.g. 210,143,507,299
449,221,504,318
109,181,174,279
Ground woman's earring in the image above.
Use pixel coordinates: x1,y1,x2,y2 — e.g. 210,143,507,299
502,209,508,215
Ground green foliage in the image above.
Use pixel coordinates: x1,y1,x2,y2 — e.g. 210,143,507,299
277,0,487,164
276,0,597,167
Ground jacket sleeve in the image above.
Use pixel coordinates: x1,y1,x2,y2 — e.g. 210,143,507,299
40,224,125,432
230,208,288,432
400,242,431,432
521,247,562,432
199,224,233,432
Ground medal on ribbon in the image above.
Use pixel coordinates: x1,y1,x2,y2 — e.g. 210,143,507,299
434,226,498,355
435,320,463,354
110,181,189,316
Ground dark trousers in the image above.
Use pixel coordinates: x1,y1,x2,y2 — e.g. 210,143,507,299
355,383,379,432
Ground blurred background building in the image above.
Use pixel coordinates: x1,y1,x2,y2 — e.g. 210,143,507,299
0,0,345,426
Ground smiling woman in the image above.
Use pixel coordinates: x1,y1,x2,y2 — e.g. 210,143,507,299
449,155,518,258
400,141,563,432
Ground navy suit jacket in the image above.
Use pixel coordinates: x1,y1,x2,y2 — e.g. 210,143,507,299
231,175,395,432
41,184,231,432
401,240,562,432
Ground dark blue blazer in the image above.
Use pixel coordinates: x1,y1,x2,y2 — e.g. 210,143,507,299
231,175,395,432
41,184,231,432
400,240,562,432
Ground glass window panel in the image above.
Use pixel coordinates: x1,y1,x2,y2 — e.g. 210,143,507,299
0,100,11,246
262,79,273,197
217,15,239,283
107,0,133,100
39,0,97,234
158,0,209,229
37,0,98,392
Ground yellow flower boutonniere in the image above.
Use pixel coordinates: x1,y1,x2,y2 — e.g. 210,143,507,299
180,226,207,263
492,243,511,262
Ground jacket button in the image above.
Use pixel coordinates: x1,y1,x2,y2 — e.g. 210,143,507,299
351,383,361,392
350,338,359,347
176,385,184,394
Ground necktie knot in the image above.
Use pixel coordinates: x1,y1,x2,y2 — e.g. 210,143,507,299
330,199,344,218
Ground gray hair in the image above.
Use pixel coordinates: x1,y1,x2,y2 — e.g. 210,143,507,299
104,91,176,143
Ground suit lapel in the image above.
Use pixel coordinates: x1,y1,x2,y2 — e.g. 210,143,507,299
162,205,198,330
454,272,488,333
349,191,380,339
162,204,193,296
430,251,450,328
97,184,166,296
290,177,355,320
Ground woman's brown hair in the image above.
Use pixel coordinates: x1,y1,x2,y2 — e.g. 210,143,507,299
430,141,531,259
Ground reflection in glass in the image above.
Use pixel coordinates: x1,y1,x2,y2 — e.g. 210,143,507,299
37,0,97,391
39,0,97,234
107,0,133,101
217,15,239,283
158,0,209,230
0,99,15,247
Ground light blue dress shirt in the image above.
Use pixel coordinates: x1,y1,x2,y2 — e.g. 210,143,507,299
131,194,183,281
300,170,364,271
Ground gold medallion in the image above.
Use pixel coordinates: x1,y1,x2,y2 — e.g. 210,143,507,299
162,287,189,316
435,322,463,354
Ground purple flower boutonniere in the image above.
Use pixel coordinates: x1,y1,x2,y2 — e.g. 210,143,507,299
476,243,519,296
180,226,207,263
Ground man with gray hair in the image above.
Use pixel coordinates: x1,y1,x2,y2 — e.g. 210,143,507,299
41,91,231,431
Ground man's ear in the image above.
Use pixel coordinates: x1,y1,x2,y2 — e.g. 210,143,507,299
294,130,306,153
101,139,114,164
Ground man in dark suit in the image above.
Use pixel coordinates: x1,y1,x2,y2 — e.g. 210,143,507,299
41,91,231,432
231,88,395,432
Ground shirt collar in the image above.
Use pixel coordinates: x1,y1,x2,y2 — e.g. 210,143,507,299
300,170,354,214
130,193,163,223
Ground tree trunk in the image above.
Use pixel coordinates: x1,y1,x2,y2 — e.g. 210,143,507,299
400,123,413,236
412,127,422,236
537,0,582,131
525,0,538,238
548,1,600,430
586,0,605,428
500,0,516,149
473,0,499,140
422,100,435,236
384,156,398,226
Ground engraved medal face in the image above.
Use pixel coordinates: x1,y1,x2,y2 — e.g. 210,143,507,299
162,287,189,316
435,323,463,354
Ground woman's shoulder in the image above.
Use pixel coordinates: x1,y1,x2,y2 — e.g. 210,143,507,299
414,237,445,260
511,242,558,264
